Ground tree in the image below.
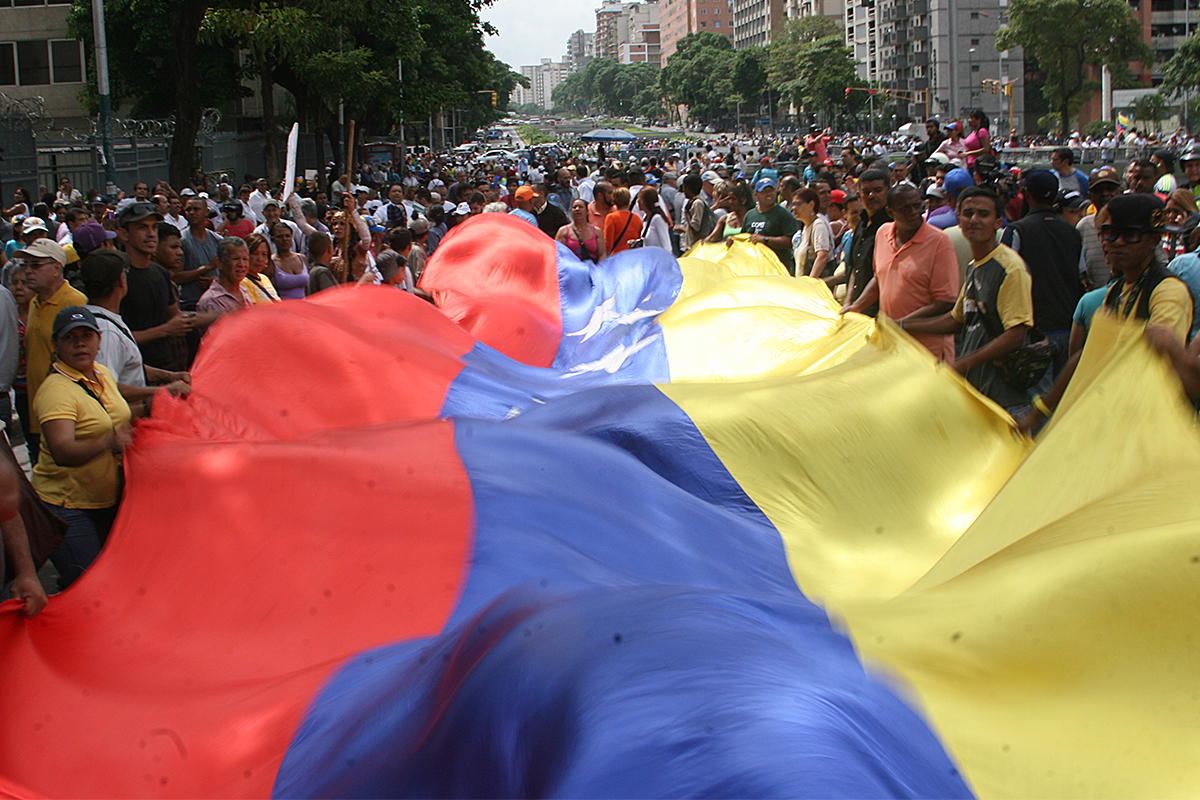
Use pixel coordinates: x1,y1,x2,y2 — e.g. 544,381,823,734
67,0,245,187
658,33,737,124
1131,92,1171,133
1158,30,1200,99
769,17,862,126
995,0,1149,138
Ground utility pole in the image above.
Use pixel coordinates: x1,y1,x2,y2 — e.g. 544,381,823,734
91,0,116,195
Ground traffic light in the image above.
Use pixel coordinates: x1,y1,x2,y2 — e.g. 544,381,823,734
1002,82,1013,97
490,91,497,106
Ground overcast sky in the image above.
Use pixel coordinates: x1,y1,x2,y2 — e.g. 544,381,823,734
482,0,594,71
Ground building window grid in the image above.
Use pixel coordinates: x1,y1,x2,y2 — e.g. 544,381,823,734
0,38,83,86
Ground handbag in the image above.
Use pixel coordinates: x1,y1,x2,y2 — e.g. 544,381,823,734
992,327,1054,391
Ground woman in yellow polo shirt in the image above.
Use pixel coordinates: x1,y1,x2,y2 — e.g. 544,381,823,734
33,306,131,588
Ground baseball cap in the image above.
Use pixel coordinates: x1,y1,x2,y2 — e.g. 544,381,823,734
1180,142,1200,163
1089,165,1120,187
926,152,950,166
943,168,975,198
514,186,535,201
72,221,117,254
1023,169,1060,205
117,201,164,226
701,170,720,183
754,177,777,191
262,198,282,210
1057,190,1087,211
830,189,846,206
367,221,386,234
21,217,48,235
79,248,130,290
52,306,100,339
1104,193,1168,232
925,185,948,199
14,238,67,266
944,121,962,132
455,202,471,215
376,250,407,283
179,188,197,197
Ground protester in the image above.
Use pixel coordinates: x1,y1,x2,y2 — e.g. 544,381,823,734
556,199,606,263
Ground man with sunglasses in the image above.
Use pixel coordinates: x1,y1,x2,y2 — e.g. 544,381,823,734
1020,194,1192,433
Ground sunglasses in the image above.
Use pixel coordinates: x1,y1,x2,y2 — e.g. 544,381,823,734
1099,226,1147,244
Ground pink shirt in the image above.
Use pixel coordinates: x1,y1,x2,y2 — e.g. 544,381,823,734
873,222,961,361
963,127,990,169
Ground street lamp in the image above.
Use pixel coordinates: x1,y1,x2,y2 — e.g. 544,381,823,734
968,48,977,108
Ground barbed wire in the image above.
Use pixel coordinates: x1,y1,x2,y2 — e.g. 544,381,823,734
0,92,48,131
47,108,222,142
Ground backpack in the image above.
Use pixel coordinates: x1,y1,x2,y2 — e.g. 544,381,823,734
693,198,717,240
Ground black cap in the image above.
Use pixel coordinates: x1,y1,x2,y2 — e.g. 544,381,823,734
79,249,130,290
52,306,100,339
1023,169,1060,205
117,201,163,227
1104,193,1168,232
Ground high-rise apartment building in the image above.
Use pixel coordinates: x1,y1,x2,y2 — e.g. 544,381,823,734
514,58,572,109
872,0,1025,133
731,0,789,48
661,0,736,60
566,30,597,73
618,1,663,65
596,1,627,59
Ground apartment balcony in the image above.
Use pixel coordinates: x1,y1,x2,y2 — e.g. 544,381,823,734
906,25,929,42
909,0,928,15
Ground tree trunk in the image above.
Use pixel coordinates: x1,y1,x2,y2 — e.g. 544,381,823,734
168,0,210,189
262,58,279,184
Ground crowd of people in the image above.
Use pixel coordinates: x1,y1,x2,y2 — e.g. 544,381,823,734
2,112,1200,612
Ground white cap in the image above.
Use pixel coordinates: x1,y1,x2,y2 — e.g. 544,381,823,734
21,216,48,235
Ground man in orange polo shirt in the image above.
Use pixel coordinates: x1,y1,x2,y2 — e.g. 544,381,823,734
844,183,960,360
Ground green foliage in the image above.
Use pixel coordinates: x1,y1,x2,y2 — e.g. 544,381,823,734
995,0,1150,137
769,17,863,124
518,124,553,145
67,0,245,118
552,58,662,117
1131,91,1171,132
657,33,741,124
1158,31,1200,98
1083,119,1114,138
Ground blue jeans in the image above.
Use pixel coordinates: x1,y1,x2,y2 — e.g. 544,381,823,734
49,504,117,589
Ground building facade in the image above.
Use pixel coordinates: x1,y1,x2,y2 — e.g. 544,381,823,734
732,0,789,48
661,0,736,60
515,58,572,110
873,0,1025,133
596,1,627,59
618,1,663,65
1,0,88,128
566,29,597,73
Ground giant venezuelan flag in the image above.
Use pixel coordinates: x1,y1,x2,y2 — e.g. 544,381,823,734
1,213,1198,799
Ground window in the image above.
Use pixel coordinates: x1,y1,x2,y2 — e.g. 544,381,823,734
51,40,81,83
701,20,707,25
714,19,721,25
0,44,13,86
971,64,980,71
970,37,980,45
0,40,83,86
970,11,979,17
701,7,706,12
16,40,49,85
714,6,720,11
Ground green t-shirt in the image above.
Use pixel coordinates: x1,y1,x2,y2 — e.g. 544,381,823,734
742,203,799,274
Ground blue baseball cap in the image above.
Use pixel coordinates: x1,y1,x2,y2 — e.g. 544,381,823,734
943,168,975,197
754,177,777,192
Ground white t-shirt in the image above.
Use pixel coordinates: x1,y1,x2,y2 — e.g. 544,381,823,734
86,305,145,387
